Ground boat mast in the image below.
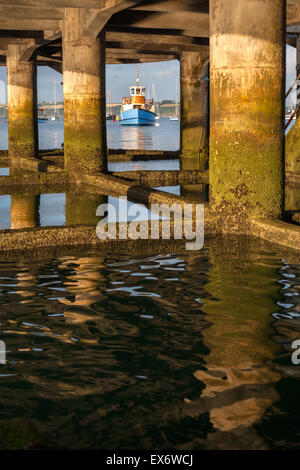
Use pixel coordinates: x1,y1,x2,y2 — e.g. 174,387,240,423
54,80,57,115
136,64,140,86
175,81,179,117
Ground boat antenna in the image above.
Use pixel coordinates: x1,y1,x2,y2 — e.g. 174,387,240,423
136,64,140,86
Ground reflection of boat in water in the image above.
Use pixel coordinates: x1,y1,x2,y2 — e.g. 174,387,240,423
120,65,156,126
38,108,48,123
51,110,60,121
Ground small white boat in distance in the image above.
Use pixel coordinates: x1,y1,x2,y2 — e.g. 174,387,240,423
169,81,180,121
152,83,160,120
51,80,60,121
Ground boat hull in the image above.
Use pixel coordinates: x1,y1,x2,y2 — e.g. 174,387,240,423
120,108,156,125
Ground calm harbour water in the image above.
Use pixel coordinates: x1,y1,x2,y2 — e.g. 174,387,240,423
0,117,300,450
0,117,180,153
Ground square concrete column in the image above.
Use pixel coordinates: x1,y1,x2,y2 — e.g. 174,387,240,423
63,8,107,176
209,0,285,231
7,43,38,160
180,50,209,171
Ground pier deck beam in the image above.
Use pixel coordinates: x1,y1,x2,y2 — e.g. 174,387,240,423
63,8,107,177
209,0,285,232
7,42,38,160
180,50,209,171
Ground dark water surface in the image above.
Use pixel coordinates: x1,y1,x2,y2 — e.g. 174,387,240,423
0,238,299,449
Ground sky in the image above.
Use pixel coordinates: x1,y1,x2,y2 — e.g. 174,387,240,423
0,59,180,104
0,46,296,105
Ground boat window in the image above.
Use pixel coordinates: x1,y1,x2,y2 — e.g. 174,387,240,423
130,87,135,95
141,88,145,96
136,88,141,95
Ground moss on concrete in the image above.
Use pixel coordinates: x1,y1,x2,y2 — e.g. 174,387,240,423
64,97,107,176
209,129,284,232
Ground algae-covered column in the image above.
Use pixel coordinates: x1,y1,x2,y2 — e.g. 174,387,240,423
63,8,107,177
180,50,209,170
209,0,285,231
7,43,38,160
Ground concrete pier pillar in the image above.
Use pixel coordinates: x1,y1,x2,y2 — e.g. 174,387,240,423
209,0,285,230
180,51,209,170
63,8,107,176
7,43,38,160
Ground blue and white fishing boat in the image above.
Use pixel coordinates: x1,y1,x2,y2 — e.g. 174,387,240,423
120,65,156,126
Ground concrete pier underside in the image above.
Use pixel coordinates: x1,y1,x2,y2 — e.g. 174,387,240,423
0,0,300,254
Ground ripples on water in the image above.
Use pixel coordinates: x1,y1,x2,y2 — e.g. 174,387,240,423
0,239,299,449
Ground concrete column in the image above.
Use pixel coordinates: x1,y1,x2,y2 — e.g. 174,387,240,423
180,50,209,170
63,8,107,176
7,43,38,160
209,0,285,230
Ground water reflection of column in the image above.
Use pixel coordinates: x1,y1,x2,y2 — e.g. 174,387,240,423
58,256,107,325
65,192,107,226
181,183,207,202
285,185,300,211
195,239,281,437
16,270,38,301
10,194,39,229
